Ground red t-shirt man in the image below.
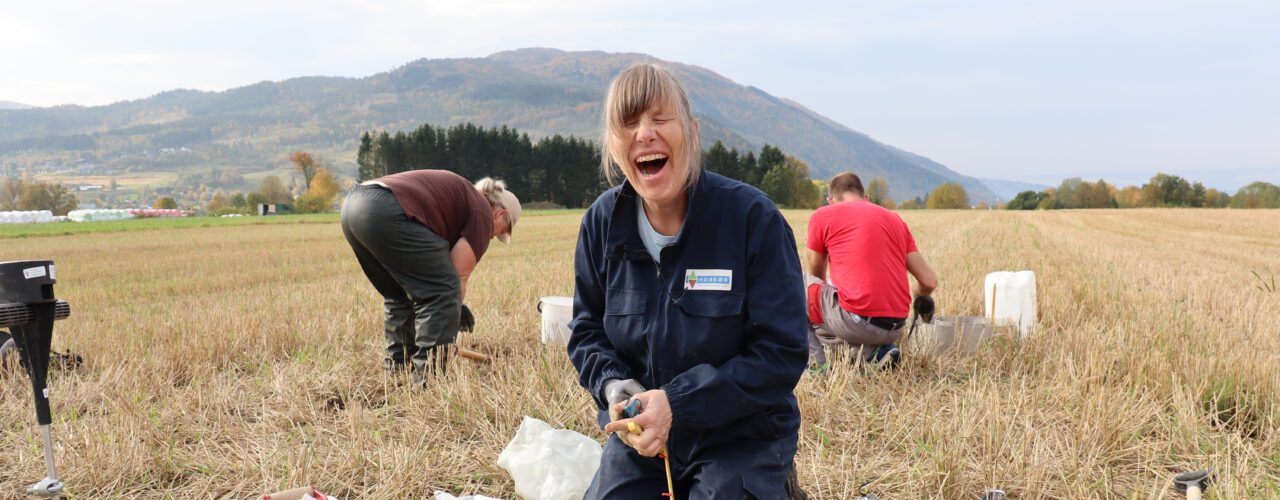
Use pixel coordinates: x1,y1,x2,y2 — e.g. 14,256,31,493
808,198,917,317
804,172,937,368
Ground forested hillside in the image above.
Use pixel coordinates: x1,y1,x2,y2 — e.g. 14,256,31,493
0,48,997,203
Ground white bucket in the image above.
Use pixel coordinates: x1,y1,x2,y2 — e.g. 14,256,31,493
984,271,1037,338
908,315,998,355
538,296,573,345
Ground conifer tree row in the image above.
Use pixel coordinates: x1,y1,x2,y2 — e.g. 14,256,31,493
356,123,820,208
357,123,603,208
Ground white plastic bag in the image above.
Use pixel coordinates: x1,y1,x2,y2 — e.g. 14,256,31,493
496,416,602,500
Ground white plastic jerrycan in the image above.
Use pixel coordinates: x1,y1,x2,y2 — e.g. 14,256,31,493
984,271,1037,338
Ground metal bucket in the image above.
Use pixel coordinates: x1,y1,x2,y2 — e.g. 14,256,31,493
908,315,999,355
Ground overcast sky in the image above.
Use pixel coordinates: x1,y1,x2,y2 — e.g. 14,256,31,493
3,0,1277,190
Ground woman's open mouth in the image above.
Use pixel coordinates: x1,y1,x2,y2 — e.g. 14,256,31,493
635,153,668,177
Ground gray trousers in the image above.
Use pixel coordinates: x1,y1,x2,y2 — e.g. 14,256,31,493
340,185,460,379
805,273,903,366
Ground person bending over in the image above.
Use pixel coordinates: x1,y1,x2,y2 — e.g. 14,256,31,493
340,170,519,387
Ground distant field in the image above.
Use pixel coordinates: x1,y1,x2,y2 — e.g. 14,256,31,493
0,214,338,238
0,211,587,239
0,209,1276,498
242,167,298,183
35,172,177,188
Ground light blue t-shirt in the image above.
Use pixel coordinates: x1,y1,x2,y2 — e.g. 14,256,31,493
636,196,680,264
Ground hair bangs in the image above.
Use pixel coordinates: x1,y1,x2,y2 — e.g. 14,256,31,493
600,64,701,187
606,66,676,139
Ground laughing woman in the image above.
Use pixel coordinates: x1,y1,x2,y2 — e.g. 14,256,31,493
568,64,809,498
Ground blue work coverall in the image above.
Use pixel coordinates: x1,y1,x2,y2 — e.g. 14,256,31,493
569,172,808,499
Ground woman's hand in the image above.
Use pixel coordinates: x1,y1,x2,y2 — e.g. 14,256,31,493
604,389,672,457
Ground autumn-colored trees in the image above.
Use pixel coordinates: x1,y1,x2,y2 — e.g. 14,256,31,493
290,151,319,188
926,182,970,209
295,168,340,214
20,183,78,215
865,177,889,207
257,175,294,205
1005,174,1277,210
205,174,305,215
1140,173,1204,207
1,177,79,215
0,177,23,210
1231,181,1280,208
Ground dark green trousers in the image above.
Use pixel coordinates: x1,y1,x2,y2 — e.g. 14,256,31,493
340,185,459,383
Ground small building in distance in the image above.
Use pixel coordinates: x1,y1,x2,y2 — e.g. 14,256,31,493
256,204,294,216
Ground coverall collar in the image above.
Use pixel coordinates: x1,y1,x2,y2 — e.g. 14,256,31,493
607,175,704,260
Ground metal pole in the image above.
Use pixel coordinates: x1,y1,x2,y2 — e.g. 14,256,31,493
28,424,64,498
43,425,59,482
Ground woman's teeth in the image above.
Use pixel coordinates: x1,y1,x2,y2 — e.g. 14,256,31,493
636,153,668,177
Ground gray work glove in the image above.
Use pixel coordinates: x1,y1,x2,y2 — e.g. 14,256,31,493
603,378,645,447
604,378,645,407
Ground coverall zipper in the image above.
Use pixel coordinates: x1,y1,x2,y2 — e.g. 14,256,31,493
649,248,676,467
648,255,662,401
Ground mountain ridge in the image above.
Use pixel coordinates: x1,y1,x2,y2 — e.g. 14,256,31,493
0,48,996,203
0,100,33,110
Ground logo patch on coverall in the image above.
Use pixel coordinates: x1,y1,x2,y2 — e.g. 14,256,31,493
684,269,732,291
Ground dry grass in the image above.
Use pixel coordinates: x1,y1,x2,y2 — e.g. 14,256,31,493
0,209,1276,499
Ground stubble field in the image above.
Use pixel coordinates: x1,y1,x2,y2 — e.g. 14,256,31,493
1,209,1277,499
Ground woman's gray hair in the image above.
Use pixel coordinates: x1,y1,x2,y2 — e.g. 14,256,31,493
599,63,701,189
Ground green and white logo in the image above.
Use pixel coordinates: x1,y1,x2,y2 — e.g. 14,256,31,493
684,269,732,291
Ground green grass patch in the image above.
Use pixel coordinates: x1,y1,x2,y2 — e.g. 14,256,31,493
0,213,339,239
0,207,578,240
522,208,585,217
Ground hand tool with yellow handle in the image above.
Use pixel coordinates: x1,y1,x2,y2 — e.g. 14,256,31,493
624,399,675,498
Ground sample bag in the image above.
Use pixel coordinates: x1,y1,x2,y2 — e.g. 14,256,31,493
495,416,602,500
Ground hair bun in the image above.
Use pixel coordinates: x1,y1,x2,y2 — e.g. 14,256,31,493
474,177,507,195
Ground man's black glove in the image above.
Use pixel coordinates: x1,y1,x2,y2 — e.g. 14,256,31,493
913,295,935,324
459,304,475,332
